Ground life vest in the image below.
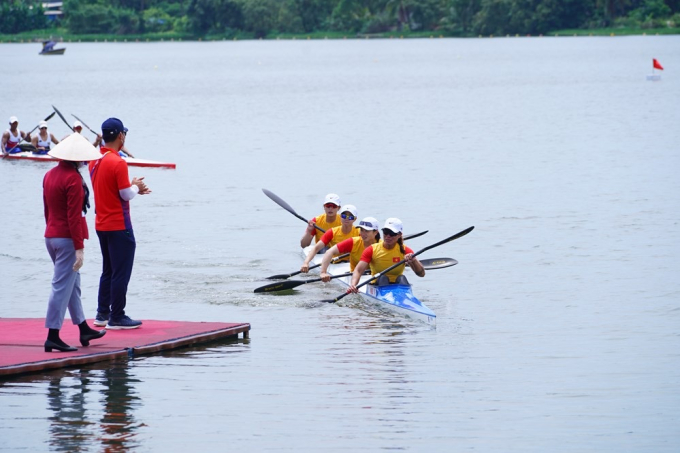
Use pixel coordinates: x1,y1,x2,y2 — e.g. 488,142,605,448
5,129,20,148
312,213,341,242
365,241,413,283
324,225,360,248
337,236,372,271
37,131,51,149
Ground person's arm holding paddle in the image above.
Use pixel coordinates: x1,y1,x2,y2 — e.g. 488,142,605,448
1,131,9,155
300,193,341,248
318,244,342,282
120,145,135,158
301,229,334,273
348,260,370,293
405,253,425,277
300,218,318,248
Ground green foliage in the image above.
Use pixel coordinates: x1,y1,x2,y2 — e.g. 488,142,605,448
241,0,279,37
403,0,445,31
187,0,244,35
5,0,680,38
143,7,174,32
0,1,47,33
64,1,141,34
278,0,305,33
329,0,369,32
629,0,672,21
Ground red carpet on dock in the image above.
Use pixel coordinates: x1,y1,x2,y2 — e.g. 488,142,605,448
0,318,250,378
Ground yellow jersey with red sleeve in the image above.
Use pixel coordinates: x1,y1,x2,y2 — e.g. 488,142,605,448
360,241,415,283
336,237,366,271
311,213,341,242
319,225,360,248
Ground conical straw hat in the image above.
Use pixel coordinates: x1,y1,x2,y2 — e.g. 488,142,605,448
48,133,102,162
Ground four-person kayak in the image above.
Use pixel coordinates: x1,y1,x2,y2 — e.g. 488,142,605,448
302,245,437,325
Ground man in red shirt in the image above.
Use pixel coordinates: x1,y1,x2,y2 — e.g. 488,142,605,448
89,118,151,329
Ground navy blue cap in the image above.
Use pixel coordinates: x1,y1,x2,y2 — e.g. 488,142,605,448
101,117,128,142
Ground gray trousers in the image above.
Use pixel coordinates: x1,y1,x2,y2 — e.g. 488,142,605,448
45,238,86,330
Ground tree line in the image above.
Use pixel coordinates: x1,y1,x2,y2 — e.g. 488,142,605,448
2,0,679,37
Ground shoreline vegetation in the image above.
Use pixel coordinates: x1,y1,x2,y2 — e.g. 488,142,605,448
1,0,679,43
2,26,679,44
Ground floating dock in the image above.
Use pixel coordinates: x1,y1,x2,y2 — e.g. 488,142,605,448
0,318,250,378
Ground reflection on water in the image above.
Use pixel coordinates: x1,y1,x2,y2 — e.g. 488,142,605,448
42,361,143,452
98,365,143,451
1,338,248,452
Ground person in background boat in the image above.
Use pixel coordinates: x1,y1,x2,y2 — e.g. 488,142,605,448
42,134,107,353
89,118,151,330
319,217,381,282
64,121,103,147
42,40,56,52
32,121,59,154
116,144,135,159
300,193,342,248
300,204,360,273
347,218,425,292
2,116,31,154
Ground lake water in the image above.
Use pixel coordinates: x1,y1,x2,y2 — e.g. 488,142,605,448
1,36,679,451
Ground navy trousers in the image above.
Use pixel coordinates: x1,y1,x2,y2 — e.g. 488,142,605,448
96,229,136,322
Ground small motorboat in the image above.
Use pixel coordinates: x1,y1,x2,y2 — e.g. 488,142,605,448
39,40,65,55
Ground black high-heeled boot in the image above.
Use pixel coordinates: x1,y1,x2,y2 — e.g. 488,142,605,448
78,321,106,346
45,329,77,352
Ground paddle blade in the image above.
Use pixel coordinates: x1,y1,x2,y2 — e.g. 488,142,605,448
420,258,458,270
262,189,297,216
254,280,306,293
404,230,428,241
265,273,295,280
52,105,73,131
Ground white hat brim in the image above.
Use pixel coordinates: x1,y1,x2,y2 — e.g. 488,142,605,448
48,133,102,161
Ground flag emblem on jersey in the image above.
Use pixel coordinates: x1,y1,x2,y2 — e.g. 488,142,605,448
393,257,400,263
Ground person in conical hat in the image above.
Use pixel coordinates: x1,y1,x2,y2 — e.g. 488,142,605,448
43,133,106,353
31,120,59,154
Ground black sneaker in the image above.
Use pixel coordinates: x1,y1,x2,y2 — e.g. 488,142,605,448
106,316,142,330
93,312,109,327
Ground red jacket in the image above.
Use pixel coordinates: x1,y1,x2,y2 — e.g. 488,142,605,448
43,161,89,250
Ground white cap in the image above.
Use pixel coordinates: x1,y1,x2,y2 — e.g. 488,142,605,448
73,120,83,128
340,204,357,218
9,116,18,124
357,217,379,231
383,218,403,234
48,133,102,162
39,121,48,129
324,193,341,206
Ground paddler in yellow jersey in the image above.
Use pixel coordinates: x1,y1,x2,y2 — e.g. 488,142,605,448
318,217,380,282
300,193,342,248
348,218,425,291
300,204,360,273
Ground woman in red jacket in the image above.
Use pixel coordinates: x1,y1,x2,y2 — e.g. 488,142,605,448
43,134,107,352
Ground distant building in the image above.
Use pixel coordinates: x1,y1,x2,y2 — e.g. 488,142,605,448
42,1,63,22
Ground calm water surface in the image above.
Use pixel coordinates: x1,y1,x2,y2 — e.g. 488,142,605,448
1,36,679,451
